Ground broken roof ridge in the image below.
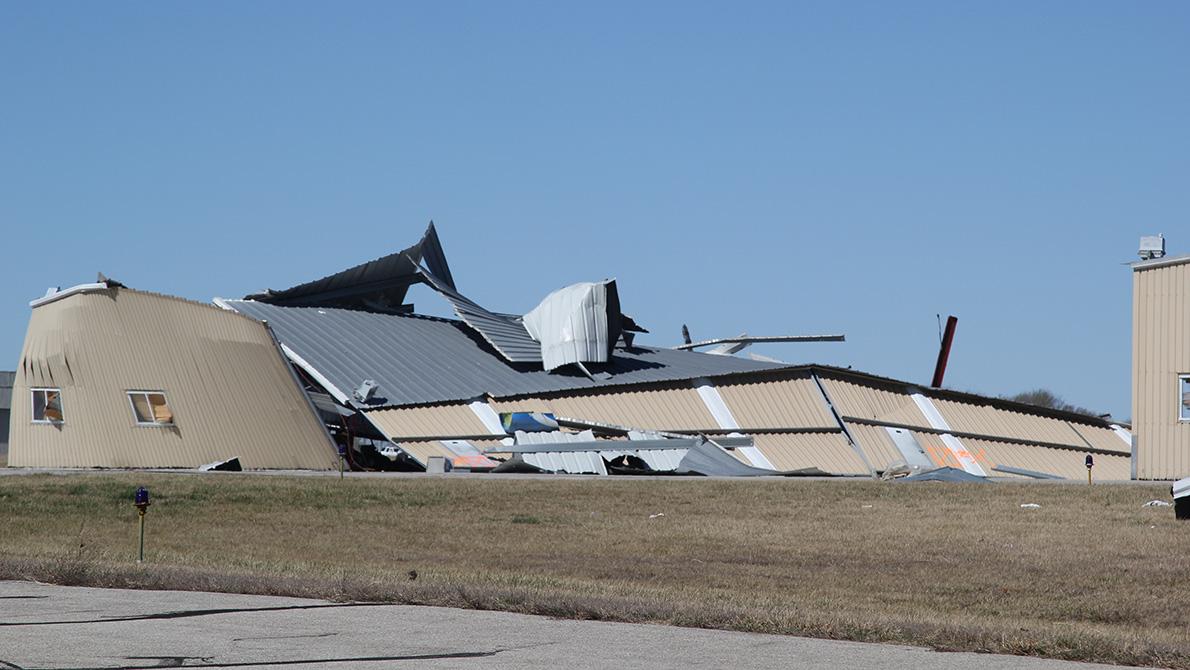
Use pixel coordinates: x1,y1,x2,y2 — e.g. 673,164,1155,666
31,283,267,327
243,221,454,310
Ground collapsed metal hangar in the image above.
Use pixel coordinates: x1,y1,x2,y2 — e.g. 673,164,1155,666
8,224,1133,479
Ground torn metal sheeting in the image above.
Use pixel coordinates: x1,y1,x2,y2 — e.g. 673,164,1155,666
523,280,622,371
199,457,243,472
245,222,452,312
898,467,988,483
224,300,781,409
674,440,779,477
991,464,1064,480
417,266,543,364
494,435,753,454
675,335,845,351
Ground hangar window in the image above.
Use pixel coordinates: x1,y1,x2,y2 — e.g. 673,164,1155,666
31,388,64,424
127,391,174,426
1180,375,1190,422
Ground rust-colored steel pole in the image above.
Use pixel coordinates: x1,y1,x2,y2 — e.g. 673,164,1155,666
931,316,958,388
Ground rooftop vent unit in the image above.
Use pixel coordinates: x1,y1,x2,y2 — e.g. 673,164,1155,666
353,379,379,403
1139,234,1166,261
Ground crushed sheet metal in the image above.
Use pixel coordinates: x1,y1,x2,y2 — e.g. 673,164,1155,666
523,451,607,475
882,427,935,469
910,393,986,476
991,464,1064,480
523,280,619,371
225,300,782,409
676,440,778,476
245,222,450,309
418,266,543,364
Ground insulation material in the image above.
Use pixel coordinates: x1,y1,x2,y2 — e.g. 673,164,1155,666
9,288,336,469
522,280,621,371
715,376,837,429
819,376,931,428
748,432,868,475
365,403,491,440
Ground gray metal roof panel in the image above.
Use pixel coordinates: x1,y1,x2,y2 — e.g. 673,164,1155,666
223,300,783,408
418,268,543,363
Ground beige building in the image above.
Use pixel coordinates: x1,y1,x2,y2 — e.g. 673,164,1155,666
5,224,1135,479
1133,250,1190,480
7,282,337,469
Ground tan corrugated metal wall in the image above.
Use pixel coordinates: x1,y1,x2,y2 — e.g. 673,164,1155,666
367,404,490,439
8,288,336,469
493,386,719,432
715,377,837,429
820,376,930,426
748,432,867,474
969,439,1131,480
1133,260,1190,479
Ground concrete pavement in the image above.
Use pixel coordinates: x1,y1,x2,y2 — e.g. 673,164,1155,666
0,581,1146,669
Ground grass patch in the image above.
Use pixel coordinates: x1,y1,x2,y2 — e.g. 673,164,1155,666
0,473,1185,667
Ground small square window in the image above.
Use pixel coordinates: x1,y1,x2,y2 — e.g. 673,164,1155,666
32,388,64,424
127,391,174,426
1180,375,1190,422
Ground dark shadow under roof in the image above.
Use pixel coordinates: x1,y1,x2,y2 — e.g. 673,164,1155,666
224,300,783,408
0,370,13,411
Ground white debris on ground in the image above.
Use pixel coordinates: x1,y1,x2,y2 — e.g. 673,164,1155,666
1143,500,1172,507
1020,503,1041,509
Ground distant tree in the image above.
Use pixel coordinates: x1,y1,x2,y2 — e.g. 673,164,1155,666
1003,388,1101,418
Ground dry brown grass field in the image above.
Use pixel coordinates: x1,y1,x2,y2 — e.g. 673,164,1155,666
0,473,1185,667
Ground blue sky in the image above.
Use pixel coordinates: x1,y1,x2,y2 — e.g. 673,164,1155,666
2,2,1187,419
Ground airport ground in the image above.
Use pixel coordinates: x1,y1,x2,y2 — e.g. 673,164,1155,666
0,471,1185,668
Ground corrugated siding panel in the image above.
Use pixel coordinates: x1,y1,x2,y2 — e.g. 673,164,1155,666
820,377,930,428
487,397,553,413
365,404,489,439
749,432,868,475
904,431,993,471
841,422,905,472
1070,423,1132,454
969,439,1131,480
930,398,1089,449
495,387,719,432
1133,261,1190,479
9,289,335,469
715,377,836,429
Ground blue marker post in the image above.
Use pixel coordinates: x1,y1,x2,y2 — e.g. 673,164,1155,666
134,487,151,563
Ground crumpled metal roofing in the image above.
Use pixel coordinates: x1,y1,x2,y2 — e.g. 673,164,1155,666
244,222,455,310
223,300,784,409
523,280,620,371
417,267,542,363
